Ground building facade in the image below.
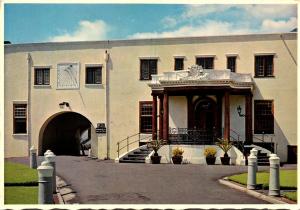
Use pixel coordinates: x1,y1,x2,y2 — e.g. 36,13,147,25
4,33,297,163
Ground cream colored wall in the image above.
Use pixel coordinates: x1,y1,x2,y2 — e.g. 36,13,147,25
4,34,297,162
169,96,187,128
5,47,108,157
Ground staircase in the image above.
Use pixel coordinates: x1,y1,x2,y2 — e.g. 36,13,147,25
244,145,270,166
119,146,153,163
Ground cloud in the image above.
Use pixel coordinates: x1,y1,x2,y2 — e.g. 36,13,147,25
242,5,297,19
261,17,297,32
129,21,252,39
182,5,232,19
49,20,109,42
161,16,178,29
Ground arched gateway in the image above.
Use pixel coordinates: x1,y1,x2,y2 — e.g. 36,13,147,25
38,112,95,156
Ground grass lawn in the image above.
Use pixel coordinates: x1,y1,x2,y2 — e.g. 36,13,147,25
283,191,297,202
5,161,38,185
5,186,38,204
228,169,297,189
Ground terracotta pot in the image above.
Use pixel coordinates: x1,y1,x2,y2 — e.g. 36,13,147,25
172,156,183,164
221,156,230,165
206,157,216,165
151,155,161,164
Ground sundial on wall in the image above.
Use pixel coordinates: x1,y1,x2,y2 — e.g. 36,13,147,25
57,63,80,89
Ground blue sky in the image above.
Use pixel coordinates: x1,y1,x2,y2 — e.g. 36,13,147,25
4,4,297,43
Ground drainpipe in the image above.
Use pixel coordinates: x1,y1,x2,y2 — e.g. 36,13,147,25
280,34,297,66
105,47,110,159
27,53,32,156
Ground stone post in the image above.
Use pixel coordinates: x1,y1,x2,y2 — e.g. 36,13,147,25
269,154,280,196
250,148,258,171
37,162,53,204
44,150,52,156
88,148,91,158
247,153,257,190
45,153,56,193
30,146,37,169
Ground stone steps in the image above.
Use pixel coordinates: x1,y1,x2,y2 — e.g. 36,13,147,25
119,146,152,164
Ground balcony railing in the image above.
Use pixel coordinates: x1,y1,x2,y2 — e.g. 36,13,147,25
169,128,217,145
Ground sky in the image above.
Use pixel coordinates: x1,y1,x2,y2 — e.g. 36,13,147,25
4,4,298,44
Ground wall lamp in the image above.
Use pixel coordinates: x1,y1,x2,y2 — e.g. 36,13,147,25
59,102,69,108
237,105,245,117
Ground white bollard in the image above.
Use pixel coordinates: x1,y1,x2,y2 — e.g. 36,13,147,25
247,153,257,190
88,149,91,158
45,153,56,193
250,148,258,171
44,150,52,156
269,154,280,196
30,146,37,169
37,162,53,204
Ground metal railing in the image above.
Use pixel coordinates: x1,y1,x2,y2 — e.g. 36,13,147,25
169,128,217,145
116,133,152,158
252,131,276,153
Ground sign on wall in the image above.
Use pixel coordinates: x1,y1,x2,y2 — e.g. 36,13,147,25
57,63,80,89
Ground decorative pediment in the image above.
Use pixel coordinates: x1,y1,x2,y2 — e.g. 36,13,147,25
181,65,208,80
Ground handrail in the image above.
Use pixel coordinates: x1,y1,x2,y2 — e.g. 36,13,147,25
117,132,153,158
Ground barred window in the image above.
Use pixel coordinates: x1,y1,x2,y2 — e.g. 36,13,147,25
140,59,157,80
174,58,184,71
34,68,50,85
140,101,152,133
13,104,27,134
254,100,274,134
255,55,274,77
86,66,102,84
196,57,214,69
227,56,236,72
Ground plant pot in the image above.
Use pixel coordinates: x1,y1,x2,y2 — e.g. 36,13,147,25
151,155,161,164
172,156,183,164
206,157,216,165
221,156,230,165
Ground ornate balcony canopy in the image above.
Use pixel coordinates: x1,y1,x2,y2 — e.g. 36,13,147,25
148,65,253,91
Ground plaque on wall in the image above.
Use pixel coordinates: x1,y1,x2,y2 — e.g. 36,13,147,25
57,63,80,89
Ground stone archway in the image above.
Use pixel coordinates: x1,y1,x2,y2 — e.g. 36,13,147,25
38,112,94,156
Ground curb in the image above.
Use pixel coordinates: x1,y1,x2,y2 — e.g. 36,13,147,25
56,175,77,204
218,178,288,204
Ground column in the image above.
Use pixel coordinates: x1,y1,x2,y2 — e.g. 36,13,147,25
152,95,157,140
224,91,230,140
163,92,169,142
159,95,163,140
245,94,253,144
216,94,223,138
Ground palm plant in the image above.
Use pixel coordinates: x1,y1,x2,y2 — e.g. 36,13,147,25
216,138,233,157
147,139,166,156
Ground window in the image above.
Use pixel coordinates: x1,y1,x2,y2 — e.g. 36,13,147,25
174,58,184,71
13,104,27,134
86,66,102,84
255,55,274,77
196,57,214,69
140,59,157,80
140,101,152,133
227,56,236,72
34,68,50,85
254,100,274,134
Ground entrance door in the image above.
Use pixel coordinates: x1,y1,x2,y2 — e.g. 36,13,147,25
193,98,217,143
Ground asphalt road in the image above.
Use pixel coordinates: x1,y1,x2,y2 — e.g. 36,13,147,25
7,156,272,204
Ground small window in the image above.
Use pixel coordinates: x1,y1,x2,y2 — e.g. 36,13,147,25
86,66,102,84
13,104,27,134
196,57,214,69
140,101,152,133
227,56,236,72
255,55,274,77
34,68,50,85
254,100,274,134
140,59,157,80
174,58,184,71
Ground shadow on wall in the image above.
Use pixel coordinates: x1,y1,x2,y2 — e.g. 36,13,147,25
253,82,292,162
38,112,97,156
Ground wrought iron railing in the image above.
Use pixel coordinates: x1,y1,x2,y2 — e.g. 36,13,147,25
116,133,152,158
169,128,217,145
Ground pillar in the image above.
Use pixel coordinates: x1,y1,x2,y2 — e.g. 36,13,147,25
245,94,253,144
163,92,169,142
152,95,157,140
159,95,163,140
216,94,223,138
224,91,230,140
187,95,194,129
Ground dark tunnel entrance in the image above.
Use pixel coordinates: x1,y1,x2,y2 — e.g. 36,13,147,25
40,112,92,156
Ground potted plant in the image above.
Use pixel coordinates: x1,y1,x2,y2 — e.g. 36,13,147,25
172,147,184,164
216,138,233,165
204,147,217,165
147,139,165,164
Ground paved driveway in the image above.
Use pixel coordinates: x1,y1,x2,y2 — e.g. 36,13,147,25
52,156,270,204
